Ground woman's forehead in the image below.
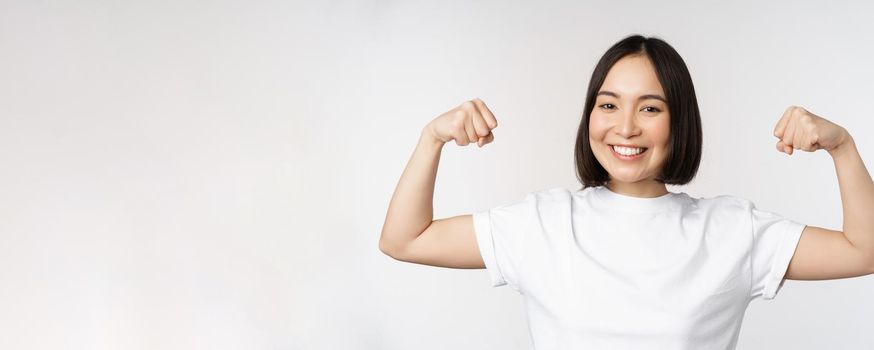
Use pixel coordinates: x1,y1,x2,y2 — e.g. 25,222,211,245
599,55,665,98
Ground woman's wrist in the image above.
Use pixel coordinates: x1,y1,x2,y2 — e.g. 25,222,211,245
827,129,855,159
420,126,445,148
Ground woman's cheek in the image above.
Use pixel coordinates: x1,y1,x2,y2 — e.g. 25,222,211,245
589,113,609,134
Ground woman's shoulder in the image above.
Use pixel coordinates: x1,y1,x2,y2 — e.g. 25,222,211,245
507,187,579,208
686,192,755,211
526,186,576,201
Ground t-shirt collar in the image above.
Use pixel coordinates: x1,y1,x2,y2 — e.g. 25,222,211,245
590,185,685,213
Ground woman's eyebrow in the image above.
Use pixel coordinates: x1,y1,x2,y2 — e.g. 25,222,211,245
597,90,667,103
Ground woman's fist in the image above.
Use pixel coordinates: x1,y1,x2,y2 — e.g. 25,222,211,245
773,105,849,155
424,98,498,147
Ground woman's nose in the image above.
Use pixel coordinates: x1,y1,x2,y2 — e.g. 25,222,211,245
615,111,641,138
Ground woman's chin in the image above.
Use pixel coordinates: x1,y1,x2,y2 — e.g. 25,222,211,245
608,173,648,184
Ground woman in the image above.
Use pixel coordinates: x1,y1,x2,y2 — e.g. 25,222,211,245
378,34,874,349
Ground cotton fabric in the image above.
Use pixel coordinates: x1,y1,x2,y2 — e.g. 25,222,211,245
472,186,806,349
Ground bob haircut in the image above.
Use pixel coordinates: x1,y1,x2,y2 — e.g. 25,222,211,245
574,34,702,189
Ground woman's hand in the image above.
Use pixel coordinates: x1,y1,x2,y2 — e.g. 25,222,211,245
424,98,498,147
773,105,850,156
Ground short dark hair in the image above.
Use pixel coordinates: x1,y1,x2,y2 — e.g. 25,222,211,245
574,34,702,189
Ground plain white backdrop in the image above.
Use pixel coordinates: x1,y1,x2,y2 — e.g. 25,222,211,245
1,0,873,349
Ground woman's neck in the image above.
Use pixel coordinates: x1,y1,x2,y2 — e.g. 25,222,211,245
605,180,668,198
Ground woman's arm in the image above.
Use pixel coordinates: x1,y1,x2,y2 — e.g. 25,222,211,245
378,128,445,254
826,135,874,259
775,106,874,279
378,99,497,255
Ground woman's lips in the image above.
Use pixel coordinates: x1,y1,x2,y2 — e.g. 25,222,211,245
609,144,647,160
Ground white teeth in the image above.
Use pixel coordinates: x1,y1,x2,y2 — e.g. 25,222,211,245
612,145,645,156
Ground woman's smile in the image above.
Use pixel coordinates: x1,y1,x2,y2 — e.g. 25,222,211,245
609,144,649,160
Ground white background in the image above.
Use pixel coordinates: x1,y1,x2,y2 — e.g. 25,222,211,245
1,0,873,349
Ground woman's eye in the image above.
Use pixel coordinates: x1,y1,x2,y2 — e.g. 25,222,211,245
599,103,616,110
642,106,661,113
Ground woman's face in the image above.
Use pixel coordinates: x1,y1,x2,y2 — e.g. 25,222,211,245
588,54,670,187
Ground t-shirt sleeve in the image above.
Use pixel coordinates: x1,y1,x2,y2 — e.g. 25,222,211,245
471,192,536,292
748,202,807,301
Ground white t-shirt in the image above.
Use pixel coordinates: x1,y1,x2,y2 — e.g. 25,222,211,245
472,186,806,350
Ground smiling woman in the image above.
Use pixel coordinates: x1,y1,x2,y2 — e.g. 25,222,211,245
380,33,874,350
575,35,702,198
